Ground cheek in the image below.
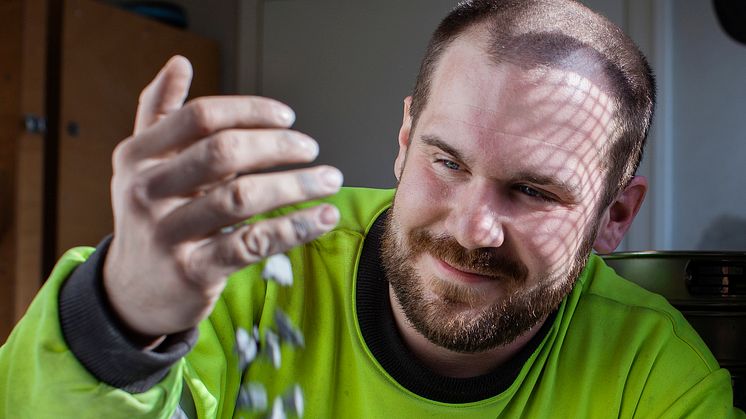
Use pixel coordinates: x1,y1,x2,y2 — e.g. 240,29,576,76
397,159,452,219
515,211,588,270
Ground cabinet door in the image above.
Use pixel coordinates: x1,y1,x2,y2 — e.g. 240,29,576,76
1,0,220,343
56,0,219,256
0,0,26,342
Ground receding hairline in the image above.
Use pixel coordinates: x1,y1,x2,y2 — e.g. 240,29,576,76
421,24,623,165
434,22,620,95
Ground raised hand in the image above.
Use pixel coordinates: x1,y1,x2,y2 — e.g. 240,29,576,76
103,56,342,341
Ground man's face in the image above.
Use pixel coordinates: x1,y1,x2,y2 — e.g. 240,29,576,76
382,33,617,353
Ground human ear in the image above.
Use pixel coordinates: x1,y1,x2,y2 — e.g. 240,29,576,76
593,176,648,254
394,96,413,181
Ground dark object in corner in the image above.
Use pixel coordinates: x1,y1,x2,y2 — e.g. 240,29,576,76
713,0,746,45
119,1,188,29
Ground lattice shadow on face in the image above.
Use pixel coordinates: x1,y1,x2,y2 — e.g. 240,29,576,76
496,65,616,271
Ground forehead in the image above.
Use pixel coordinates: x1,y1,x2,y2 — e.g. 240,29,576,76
423,33,617,165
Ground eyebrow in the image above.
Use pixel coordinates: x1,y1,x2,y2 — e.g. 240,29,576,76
420,134,468,164
512,171,582,199
420,134,582,199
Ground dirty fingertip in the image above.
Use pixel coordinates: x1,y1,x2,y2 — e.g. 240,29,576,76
319,205,340,227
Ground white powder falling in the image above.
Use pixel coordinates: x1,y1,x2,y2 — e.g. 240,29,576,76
262,253,293,286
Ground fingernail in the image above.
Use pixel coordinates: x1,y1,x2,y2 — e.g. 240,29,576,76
320,205,340,226
321,168,343,189
292,134,318,157
278,107,296,125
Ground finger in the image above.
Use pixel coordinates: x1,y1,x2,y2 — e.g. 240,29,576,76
157,165,343,243
134,55,193,135
144,129,319,199
185,204,340,283
127,96,296,161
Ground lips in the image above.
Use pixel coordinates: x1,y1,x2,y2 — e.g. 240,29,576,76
431,254,496,284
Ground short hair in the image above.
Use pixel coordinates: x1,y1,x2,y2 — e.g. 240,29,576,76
410,0,656,210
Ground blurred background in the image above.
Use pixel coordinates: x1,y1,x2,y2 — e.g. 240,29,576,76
1,0,745,339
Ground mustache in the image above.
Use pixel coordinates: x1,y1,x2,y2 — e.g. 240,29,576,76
408,229,529,283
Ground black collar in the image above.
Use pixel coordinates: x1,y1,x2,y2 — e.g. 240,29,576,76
356,210,556,403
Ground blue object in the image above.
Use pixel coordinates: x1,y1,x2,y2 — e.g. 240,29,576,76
119,1,188,29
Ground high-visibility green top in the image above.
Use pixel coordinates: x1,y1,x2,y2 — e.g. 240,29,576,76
1,187,743,418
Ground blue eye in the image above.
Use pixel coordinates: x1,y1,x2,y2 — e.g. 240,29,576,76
517,185,551,201
440,160,460,170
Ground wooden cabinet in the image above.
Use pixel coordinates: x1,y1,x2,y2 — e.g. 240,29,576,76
0,0,220,343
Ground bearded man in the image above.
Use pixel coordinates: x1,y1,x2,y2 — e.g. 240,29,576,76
1,0,743,417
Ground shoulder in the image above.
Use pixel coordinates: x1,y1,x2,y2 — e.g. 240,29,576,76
324,187,394,233
563,256,742,416
569,255,720,371
539,255,728,413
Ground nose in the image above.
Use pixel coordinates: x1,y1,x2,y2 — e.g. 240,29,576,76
446,185,505,250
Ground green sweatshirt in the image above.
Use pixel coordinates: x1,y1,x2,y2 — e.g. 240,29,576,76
1,187,743,418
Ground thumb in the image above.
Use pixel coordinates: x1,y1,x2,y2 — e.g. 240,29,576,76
134,55,193,135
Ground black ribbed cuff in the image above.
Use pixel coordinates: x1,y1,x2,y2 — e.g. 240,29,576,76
59,235,198,393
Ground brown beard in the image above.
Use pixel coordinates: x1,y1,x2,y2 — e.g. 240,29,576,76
381,208,596,353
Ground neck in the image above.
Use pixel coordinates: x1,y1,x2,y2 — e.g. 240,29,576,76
388,286,547,378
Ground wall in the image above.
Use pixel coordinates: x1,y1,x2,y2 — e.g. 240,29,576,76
261,0,456,188
106,0,239,93
671,0,746,250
